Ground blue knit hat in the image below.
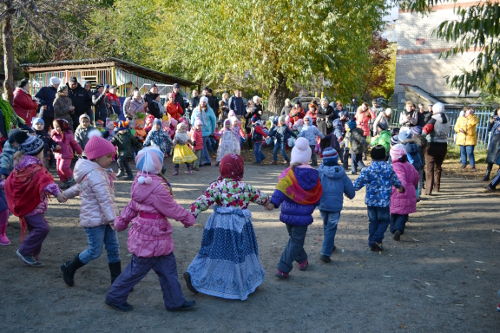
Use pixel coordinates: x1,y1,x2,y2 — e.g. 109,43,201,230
251,115,258,123
390,135,400,147
411,126,423,136
347,119,357,130
31,117,44,127
322,147,339,166
398,129,413,142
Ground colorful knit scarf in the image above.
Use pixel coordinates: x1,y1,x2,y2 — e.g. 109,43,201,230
275,168,322,205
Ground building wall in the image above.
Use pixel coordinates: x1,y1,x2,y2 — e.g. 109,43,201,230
394,0,481,100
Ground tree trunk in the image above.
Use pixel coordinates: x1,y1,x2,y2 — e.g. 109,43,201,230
267,74,290,115
3,1,14,105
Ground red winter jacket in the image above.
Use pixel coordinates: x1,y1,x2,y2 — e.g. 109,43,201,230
190,128,203,151
13,88,38,125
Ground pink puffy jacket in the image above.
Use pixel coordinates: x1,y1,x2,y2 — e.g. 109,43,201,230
51,130,83,159
114,173,195,258
64,159,118,228
390,161,419,215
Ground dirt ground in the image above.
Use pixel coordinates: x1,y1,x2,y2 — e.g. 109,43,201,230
1,148,500,332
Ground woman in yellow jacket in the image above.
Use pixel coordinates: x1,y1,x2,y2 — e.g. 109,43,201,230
454,108,479,170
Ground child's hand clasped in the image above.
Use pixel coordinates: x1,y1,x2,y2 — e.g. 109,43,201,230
265,203,275,211
56,192,67,203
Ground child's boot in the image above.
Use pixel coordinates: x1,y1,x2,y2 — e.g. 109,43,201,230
0,223,10,246
125,173,134,180
173,166,179,176
116,170,124,178
109,261,122,284
188,165,193,175
60,254,86,287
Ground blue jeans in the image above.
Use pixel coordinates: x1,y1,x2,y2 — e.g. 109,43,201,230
390,214,408,234
273,142,289,162
320,211,340,256
200,136,211,165
277,224,308,273
253,142,265,163
351,153,365,172
459,145,475,167
366,206,390,247
79,225,120,265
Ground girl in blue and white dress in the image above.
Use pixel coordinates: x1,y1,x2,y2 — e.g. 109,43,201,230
183,154,270,301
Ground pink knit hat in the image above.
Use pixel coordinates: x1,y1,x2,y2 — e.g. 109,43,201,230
390,144,407,161
85,135,116,160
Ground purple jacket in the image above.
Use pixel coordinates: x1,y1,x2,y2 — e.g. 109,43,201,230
390,161,419,215
271,165,320,226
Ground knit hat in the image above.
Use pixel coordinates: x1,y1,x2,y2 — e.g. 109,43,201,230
228,110,236,118
398,129,413,142
377,121,388,130
116,120,129,131
200,96,208,104
322,147,339,166
251,115,258,123
290,137,312,165
171,118,178,127
194,118,203,127
153,118,162,128
8,129,25,144
79,114,90,124
347,119,357,130
19,135,44,156
432,102,444,114
49,77,61,86
84,134,116,160
31,117,44,127
370,145,386,161
104,84,110,89
57,85,67,93
135,147,164,178
390,144,407,161
390,135,400,147
411,126,423,136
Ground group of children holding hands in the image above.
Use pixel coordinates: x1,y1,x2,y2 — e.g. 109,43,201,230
0,98,426,311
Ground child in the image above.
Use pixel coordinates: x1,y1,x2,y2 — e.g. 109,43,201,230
389,145,419,241
411,126,427,197
172,122,197,175
370,122,391,157
32,117,59,167
353,145,404,251
297,116,324,167
341,123,351,171
269,115,297,165
53,85,75,129
219,100,229,120
216,118,240,166
269,138,323,279
143,119,173,174
111,120,142,180
348,119,368,175
60,135,122,287
190,119,203,171
134,118,147,143
74,114,96,151
251,116,268,165
184,153,270,300
106,147,196,312
317,148,355,262
51,119,83,189
4,132,66,265
144,114,155,133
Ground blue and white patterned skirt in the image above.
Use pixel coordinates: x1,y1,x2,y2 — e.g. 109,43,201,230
187,206,265,301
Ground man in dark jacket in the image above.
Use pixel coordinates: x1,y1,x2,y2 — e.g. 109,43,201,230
188,90,200,122
172,83,185,110
36,77,60,132
203,87,219,118
67,76,92,130
416,103,432,127
228,90,245,117
143,84,161,119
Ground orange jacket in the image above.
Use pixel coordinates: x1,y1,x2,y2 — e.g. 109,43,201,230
166,101,183,121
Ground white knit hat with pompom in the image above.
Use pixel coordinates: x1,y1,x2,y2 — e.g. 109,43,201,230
290,137,311,165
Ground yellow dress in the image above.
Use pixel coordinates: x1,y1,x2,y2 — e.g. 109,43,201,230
172,132,198,165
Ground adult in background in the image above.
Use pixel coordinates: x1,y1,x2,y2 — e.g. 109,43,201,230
106,85,121,116
354,103,375,138
454,107,479,171
66,76,92,130
280,99,292,117
305,103,318,125
171,83,185,110
422,102,449,195
13,78,38,126
35,77,59,132
203,87,219,118
483,107,500,181
228,90,245,117
289,100,305,124
370,99,384,136
144,84,161,118
166,92,184,121
190,96,216,166
253,96,263,119
399,101,417,131
221,92,229,109
372,108,392,136
127,90,146,121
188,90,200,122
123,87,139,120
317,98,336,151
83,81,94,120
244,101,258,149
93,84,111,123
416,103,432,127
335,101,349,133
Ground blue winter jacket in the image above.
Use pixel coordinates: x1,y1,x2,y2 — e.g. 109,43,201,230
190,106,217,137
401,141,422,171
318,164,355,212
35,86,57,118
298,124,325,146
0,141,17,177
271,166,321,226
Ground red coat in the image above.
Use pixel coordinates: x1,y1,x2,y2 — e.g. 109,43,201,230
289,107,305,124
166,101,183,120
13,88,38,125
189,128,203,151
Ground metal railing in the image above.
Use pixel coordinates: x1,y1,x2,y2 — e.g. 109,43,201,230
345,106,495,150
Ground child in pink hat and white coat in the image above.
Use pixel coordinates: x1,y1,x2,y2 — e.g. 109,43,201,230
106,147,196,312
389,144,419,241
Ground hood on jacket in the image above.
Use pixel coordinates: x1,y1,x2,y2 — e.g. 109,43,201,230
74,159,103,183
432,113,447,124
294,166,319,191
130,173,163,203
318,165,345,180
